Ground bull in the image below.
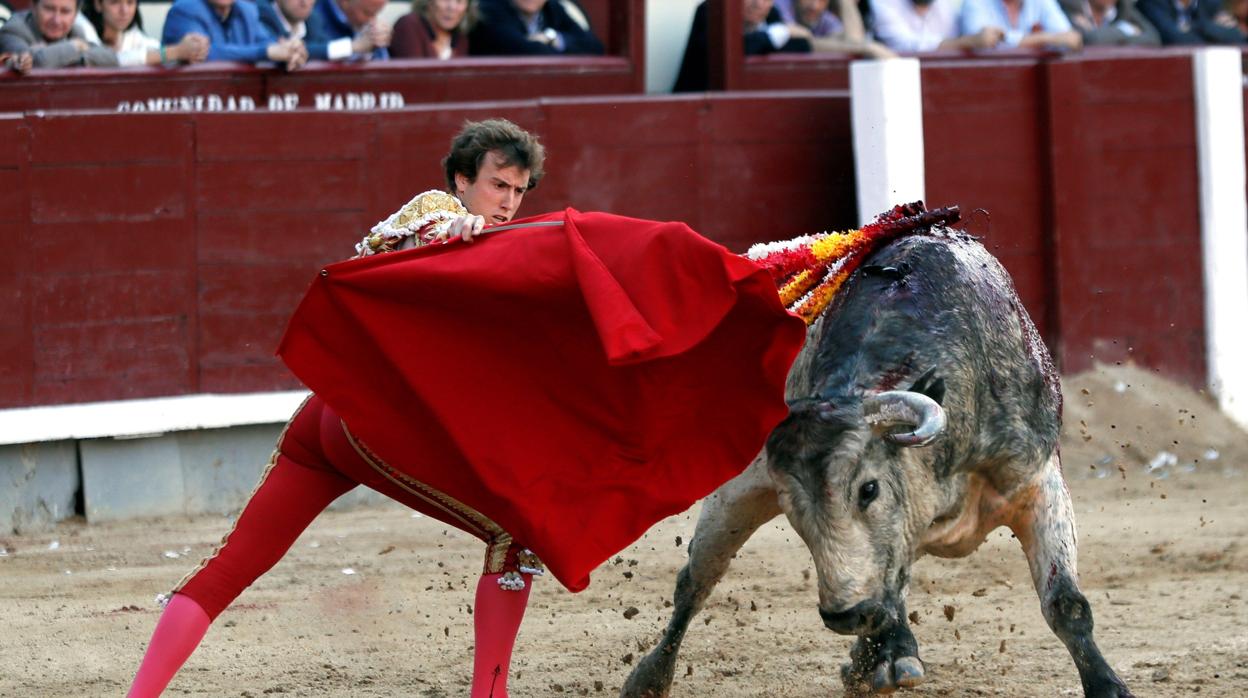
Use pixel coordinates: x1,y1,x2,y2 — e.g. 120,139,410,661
621,224,1133,696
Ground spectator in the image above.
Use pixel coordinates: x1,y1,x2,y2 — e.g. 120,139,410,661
163,0,308,67
1215,0,1248,37
307,0,391,60
961,0,1084,48
0,0,118,67
259,0,362,60
392,0,474,58
469,0,604,55
674,0,812,93
775,0,896,57
82,0,210,65
1137,0,1245,42
872,0,1006,50
258,0,310,50
1060,0,1160,44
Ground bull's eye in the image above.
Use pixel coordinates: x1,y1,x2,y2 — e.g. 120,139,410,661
858,480,879,509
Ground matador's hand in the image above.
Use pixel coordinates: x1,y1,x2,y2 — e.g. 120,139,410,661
436,214,486,243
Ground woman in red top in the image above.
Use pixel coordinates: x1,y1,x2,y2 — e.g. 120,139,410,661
391,0,474,58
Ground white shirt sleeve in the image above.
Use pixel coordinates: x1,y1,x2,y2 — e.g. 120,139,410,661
327,36,354,60
117,27,158,66
765,22,793,49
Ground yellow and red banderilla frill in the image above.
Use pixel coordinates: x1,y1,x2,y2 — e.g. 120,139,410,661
746,201,962,324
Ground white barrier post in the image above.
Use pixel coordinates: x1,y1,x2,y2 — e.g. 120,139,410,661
1193,47,1248,431
850,58,926,226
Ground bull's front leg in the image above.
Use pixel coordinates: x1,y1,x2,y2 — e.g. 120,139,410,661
620,455,781,698
1011,453,1134,698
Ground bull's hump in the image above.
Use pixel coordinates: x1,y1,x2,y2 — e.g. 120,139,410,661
809,234,1022,397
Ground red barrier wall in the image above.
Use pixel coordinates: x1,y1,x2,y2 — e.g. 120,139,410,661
925,52,1205,384
0,114,31,404
742,55,852,91
1,92,856,407
922,57,1054,343
0,65,268,113
1048,52,1204,384
0,49,1217,406
0,58,643,113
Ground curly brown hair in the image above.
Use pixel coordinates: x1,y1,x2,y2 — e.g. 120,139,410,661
442,118,547,193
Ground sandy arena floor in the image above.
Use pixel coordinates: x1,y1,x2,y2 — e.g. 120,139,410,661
1,365,1246,697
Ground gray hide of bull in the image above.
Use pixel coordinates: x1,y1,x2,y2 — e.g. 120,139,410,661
621,228,1133,697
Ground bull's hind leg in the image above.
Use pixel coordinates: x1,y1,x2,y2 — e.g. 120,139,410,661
1012,454,1133,698
620,456,781,698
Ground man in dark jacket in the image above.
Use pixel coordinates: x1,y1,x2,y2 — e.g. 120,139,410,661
307,0,391,60
674,0,811,93
1137,0,1245,42
469,0,604,55
1059,0,1160,44
258,0,376,60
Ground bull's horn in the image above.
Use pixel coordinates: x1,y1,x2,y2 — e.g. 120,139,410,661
862,391,946,446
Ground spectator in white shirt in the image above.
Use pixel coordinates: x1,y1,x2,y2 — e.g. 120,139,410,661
872,0,1006,50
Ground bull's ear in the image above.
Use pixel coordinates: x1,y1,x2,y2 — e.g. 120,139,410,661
909,368,946,406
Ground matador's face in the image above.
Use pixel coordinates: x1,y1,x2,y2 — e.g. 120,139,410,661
455,151,530,226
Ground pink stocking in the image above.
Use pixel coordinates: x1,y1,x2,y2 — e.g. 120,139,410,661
126,593,211,697
471,573,532,698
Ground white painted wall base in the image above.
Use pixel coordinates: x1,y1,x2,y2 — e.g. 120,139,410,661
1193,48,1248,431
0,391,310,446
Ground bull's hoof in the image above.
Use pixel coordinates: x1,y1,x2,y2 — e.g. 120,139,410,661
840,658,924,695
839,626,924,695
619,647,676,698
1084,672,1134,698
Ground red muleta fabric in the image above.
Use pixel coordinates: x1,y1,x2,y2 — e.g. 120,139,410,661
277,208,807,592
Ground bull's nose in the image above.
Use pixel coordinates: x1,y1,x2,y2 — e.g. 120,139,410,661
819,600,886,635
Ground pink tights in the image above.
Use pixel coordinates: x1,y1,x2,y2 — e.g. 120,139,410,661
126,396,535,695
126,594,209,697
472,573,533,698
126,574,532,697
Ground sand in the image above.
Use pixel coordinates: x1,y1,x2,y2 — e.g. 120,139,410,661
1,364,1245,697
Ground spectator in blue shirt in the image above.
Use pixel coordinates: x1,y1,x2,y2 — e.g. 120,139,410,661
961,0,1084,47
307,0,391,60
162,0,309,67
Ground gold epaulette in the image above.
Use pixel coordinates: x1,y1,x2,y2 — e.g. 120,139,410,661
356,190,468,257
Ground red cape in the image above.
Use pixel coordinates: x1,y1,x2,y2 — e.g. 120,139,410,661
277,209,806,591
